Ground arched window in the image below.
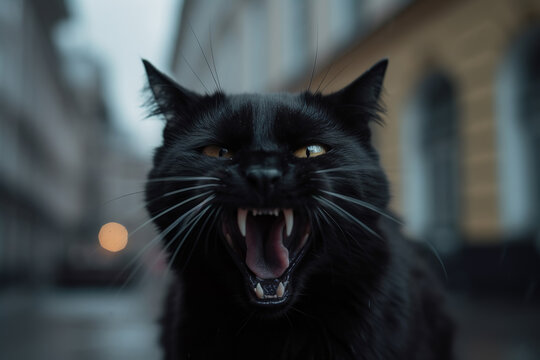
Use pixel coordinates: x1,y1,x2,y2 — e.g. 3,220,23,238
402,71,460,252
496,26,540,239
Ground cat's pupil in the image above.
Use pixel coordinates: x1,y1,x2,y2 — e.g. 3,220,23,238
305,148,311,158
219,148,228,157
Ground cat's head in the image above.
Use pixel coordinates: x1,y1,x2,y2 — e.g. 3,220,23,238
143,59,390,315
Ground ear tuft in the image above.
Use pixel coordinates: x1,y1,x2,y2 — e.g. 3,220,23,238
328,58,387,104
323,58,388,126
362,58,388,102
142,59,200,122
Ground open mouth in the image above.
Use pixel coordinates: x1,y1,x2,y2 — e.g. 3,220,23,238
222,208,310,305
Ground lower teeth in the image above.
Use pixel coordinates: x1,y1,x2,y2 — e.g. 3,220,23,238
254,281,286,299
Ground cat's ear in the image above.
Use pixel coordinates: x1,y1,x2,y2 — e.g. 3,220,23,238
142,59,201,122
325,58,388,111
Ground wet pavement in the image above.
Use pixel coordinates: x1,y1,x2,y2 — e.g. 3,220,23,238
450,294,540,360
0,279,166,360
1,281,539,360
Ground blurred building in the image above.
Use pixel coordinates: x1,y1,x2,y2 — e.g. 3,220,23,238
0,0,77,285
170,0,540,292
171,0,409,93
0,0,151,288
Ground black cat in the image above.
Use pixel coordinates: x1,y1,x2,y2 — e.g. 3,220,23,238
143,59,454,359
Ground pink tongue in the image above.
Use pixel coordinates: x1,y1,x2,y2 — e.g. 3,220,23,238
245,217,289,279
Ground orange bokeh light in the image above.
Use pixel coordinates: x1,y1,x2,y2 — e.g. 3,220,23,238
98,222,128,252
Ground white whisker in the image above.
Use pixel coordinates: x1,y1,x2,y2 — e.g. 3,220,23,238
162,183,220,197
180,206,221,273
110,184,219,222
320,190,402,224
318,207,349,238
314,195,381,239
138,206,218,284
129,191,213,238
166,205,213,273
117,195,216,290
314,165,379,174
146,176,220,183
103,190,146,205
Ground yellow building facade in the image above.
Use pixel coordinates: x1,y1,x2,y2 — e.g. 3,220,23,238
304,0,540,245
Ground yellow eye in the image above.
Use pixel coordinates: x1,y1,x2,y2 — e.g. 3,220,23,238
203,145,233,159
293,144,327,158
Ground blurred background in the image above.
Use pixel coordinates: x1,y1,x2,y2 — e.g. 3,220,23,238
1,0,539,359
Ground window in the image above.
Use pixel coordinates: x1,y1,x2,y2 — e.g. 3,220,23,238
496,25,540,239
402,71,460,252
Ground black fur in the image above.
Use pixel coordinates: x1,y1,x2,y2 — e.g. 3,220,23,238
143,59,454,359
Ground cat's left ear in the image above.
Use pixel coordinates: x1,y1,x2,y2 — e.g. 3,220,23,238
143,59,201,123
325,58,388,110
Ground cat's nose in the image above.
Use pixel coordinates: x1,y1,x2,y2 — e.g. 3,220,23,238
245,166,282,192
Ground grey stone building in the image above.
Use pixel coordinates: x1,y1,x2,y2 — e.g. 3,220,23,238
0,0,150,287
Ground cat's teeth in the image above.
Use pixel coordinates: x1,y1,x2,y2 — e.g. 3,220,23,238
225,233,233,247
239,208,292,236
283,209,294,236
299,232,309,248
237,208,247,236
277,282,285,298
249,208,281,216
255,283,264,299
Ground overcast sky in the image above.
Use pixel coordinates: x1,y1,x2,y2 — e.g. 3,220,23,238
56,0,182,158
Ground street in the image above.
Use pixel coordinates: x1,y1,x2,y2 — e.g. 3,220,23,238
0,280,165,360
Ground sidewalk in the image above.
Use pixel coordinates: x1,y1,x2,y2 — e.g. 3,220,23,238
0,279,165,360
1,283,539,359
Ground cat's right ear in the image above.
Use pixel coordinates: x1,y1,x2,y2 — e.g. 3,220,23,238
324,59,388,108
142,59,200,122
